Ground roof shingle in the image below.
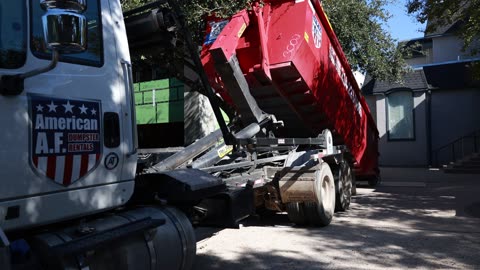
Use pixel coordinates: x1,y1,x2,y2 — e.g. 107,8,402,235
362,70,429,95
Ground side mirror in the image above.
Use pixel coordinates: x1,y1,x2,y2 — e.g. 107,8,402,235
42,10,87,53
40,0,88,53
0,0,89,95
40,0,87,12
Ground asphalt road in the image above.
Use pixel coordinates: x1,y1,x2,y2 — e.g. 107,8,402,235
192,168,480,270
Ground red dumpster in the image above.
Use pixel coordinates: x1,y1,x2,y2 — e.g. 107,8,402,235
201,0,379,179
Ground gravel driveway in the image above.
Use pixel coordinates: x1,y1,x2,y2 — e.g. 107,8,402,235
193,168,480,270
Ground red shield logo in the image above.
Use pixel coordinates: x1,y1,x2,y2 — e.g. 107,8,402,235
29,94,102,186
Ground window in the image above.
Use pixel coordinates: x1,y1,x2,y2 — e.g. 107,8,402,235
387,91,415,140
0,1,27,69
30,0,103,67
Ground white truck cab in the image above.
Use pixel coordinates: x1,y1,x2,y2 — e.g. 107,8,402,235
0,2,197,269
0,0,137,232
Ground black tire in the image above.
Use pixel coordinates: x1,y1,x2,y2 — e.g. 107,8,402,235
368,175,381,187
303,202,329,226
304,163,336,227
286,202,307,225
335,162,353,212
351,173,357,196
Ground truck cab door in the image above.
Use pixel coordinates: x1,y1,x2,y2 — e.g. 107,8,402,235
0,0,136,232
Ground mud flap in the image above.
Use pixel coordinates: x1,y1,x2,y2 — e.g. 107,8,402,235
197,187,255,228
133,169,226,203
0,228,10,270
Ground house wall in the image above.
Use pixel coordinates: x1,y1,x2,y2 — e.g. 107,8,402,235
406,56,429,67
365,95,377,125
431,88,480,150
432,35,472,63
376,92,428,166
354,71,366,88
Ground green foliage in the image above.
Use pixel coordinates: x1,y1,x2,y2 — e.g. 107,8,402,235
122,0,253,40
322,0,407,82
121,0,407,82
178,0,254,45
407,0,480,54
121,0,151,11
180,0,253,24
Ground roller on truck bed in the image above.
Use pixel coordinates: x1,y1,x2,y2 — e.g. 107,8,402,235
0,0,378,269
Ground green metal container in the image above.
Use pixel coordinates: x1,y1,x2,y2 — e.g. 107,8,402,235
134,78,184,125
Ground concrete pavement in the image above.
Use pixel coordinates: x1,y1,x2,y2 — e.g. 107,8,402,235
193,167,480,270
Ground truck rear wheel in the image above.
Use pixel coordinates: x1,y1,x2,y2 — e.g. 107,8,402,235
351,173,357,196
286,163,335,227
368,175,381,187
286,202,307,225
335,162,352,212
305,163,336,226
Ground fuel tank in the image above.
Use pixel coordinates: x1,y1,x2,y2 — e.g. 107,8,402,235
26,207,195,270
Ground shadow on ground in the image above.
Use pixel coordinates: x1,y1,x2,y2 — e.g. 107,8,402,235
193,169,480,270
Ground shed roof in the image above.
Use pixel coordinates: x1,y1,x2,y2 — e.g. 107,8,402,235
362,70,429,95
362,61,480,95
424,20,460,37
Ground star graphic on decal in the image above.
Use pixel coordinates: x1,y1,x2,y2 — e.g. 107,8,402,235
79,104,88,114
91,108,97,115
36,104,44,112
47,101,58,112
63,100,75,114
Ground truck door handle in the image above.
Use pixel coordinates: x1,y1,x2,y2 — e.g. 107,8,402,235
121,60,138,157
104,112,121,148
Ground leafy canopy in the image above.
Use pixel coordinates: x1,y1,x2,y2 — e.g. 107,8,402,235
407,0,480,54
121,0,407,81
322,0,407,81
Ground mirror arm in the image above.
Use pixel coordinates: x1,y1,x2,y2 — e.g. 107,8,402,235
0,49,59,96
19,49,59,80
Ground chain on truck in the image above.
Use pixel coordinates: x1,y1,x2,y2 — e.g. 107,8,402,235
0,0,380,269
